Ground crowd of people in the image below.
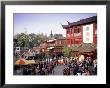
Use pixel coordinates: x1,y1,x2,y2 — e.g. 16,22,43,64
14,55,97,75
63,57,97,75
14,58,59,75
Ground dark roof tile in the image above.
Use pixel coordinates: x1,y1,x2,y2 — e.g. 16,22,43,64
62,16,97,29
72,43,97,52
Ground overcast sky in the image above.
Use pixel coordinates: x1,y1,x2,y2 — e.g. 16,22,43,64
14,13,97,37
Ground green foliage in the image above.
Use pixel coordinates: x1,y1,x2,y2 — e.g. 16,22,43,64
62,46,74,58
14,33,48,48
15,33,28,47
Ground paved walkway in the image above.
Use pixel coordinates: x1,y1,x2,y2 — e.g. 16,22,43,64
52,65,68,75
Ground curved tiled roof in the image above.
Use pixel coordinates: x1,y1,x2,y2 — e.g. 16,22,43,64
72,43,97,53
62,16,97,29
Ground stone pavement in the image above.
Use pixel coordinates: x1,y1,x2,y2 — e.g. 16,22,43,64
52,65,73,75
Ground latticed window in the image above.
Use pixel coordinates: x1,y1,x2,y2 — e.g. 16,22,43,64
71,39,73,44
74,27,81,33
95,23,97,35
71,28,73,34
74,38,82,44
67,39,70,44
67,29,70,34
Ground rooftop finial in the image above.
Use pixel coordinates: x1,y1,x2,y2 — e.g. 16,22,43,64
66,21,70,24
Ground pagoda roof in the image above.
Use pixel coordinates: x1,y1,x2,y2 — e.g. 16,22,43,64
62,16,97,29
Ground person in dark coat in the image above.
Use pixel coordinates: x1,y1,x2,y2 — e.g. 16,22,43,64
73,64,79,75
39,69,45,75
23,67,28,75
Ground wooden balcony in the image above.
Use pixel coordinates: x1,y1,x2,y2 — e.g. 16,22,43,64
74,33,81,36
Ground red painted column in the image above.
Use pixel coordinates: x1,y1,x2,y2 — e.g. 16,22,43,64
72,27,74,45
68,28,70,47
70,28,72,47
71,28,73,46
95,23,97,44
81,25,83,44
93,23,96,44
66,29,67,47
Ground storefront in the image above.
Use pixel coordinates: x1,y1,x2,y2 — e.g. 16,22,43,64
72,43,97,60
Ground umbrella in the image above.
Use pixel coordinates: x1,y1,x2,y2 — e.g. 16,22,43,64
27,60,36,64
35,60,40,64
15,59,28,65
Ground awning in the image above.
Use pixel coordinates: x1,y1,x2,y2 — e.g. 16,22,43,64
15,59,28,65
26,60,36,64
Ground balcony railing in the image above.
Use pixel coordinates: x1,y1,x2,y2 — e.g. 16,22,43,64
67,34,70,37
74,33,81,36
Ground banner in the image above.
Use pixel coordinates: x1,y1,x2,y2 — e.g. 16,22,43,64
83,24,93,43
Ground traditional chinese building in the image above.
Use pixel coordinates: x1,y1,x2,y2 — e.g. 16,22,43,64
40,31,66,56
62,16,97,46
62,16,97,59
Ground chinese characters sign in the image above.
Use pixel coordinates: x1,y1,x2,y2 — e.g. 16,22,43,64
83,24,93,43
